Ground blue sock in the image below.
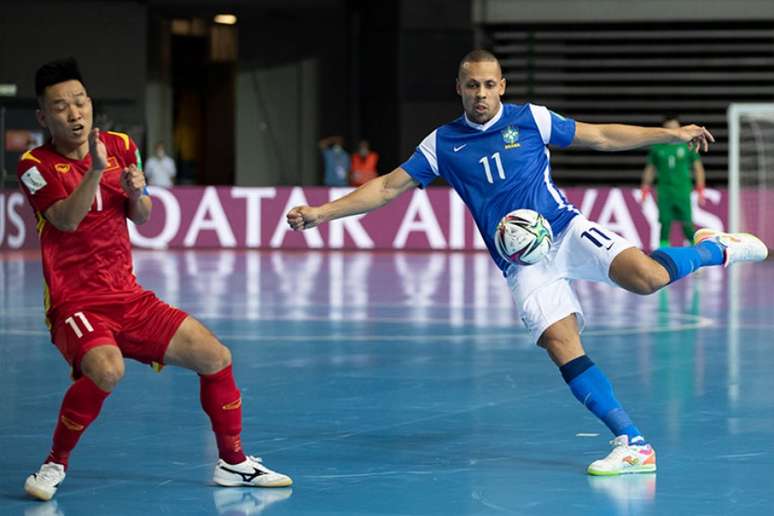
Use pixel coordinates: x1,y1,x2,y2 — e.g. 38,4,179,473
560,355,644,443
650,240,725,284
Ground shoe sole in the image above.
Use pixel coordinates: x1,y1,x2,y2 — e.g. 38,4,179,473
24,482,56,501
587,464,657,476
214,477,293,488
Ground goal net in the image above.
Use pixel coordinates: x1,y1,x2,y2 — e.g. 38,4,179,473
728,103,774,250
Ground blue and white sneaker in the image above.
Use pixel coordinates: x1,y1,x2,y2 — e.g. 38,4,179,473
213,456,292,488
694,229,768,266
24,462,65,501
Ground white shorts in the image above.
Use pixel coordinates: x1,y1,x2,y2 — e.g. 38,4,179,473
506,214,635,343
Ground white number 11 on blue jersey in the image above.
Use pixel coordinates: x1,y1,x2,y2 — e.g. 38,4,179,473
478,152,505,184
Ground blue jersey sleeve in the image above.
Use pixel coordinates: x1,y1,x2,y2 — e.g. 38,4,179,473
528,104,576,149
400,130,439,188
548,110,575,148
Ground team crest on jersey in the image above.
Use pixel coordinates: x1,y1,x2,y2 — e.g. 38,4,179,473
105,156,120,171
55,163,71,174
501,126,520,149
21,166,47,194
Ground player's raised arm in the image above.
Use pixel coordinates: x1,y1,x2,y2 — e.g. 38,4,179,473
44,128,107,232
287,167,417,231
121,164,152,225
572,122,715,153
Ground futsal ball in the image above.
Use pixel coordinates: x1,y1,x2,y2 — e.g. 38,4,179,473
494,209,553,265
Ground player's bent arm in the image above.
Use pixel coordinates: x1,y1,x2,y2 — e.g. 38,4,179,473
44,169,104,232
572,122,715,152
127,195,152,225
287,167,417,230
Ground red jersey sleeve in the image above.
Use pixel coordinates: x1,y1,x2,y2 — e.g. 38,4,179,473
16,149,69,215
104,131,142,171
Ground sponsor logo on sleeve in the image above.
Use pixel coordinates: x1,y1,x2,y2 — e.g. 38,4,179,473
21,166,48,194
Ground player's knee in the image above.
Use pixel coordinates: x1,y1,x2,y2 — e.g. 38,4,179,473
81,346,125,391
216,343,232,369
199,340,232,375
88,359,125,391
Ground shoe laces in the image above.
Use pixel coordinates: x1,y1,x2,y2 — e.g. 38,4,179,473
247,456,272,473
37,463,65,482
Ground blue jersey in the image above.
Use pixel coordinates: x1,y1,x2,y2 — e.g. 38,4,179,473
401,103,579,272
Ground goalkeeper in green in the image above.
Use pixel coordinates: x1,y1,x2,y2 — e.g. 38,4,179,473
641,115,706,247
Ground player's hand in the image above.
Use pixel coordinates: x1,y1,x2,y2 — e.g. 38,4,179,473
287,205,324,230
675,125,714,153
640,185,651,202
88,128,108,172
121,164,147,200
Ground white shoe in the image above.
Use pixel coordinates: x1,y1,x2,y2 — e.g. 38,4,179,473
587,436,656,476
213,456,293,487
24,463,66,501
694,229,768,266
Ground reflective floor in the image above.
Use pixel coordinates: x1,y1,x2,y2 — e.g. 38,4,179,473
1,250,773,515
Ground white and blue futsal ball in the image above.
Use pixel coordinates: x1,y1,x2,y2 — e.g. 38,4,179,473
494,209,553,265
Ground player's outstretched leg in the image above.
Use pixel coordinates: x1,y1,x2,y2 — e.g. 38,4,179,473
610,229,767,296
648,229,767,283
539,316,656,476
163,317,292,488
25,345,120,501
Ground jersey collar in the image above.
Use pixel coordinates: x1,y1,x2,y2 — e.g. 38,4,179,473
463,103,504,132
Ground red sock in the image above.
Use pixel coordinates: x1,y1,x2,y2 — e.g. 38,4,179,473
47,376,110,469
200,364,246,464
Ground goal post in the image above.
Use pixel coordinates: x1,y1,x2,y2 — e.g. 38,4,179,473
727,103,774,248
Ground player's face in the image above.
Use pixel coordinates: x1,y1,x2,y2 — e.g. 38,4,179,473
456,61,505,124
37,80,93,149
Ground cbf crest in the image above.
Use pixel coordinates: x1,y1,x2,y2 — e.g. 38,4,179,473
501,126,520,150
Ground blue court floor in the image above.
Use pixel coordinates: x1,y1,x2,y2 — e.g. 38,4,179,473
1,249,773,516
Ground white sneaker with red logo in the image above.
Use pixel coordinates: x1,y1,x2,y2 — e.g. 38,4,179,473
587,436,656,476
694,229,768,266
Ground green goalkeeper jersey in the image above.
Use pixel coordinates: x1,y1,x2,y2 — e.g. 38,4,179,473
647,143,699,196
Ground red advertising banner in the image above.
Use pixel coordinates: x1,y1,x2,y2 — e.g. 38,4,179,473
1,186,733,252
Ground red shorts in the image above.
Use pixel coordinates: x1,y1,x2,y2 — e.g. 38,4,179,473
51,290,188,376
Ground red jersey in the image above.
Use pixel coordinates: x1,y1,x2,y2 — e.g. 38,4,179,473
17,131,145,327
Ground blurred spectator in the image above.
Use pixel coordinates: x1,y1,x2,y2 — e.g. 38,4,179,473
319,135,350,187
350,139,379,187
145,142,177,188
641,114,706,247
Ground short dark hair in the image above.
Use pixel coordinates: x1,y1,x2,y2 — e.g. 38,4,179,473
458,49,501,79
35,57,84,98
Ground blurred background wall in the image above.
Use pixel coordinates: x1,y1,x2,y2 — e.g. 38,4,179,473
1,0,774,187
